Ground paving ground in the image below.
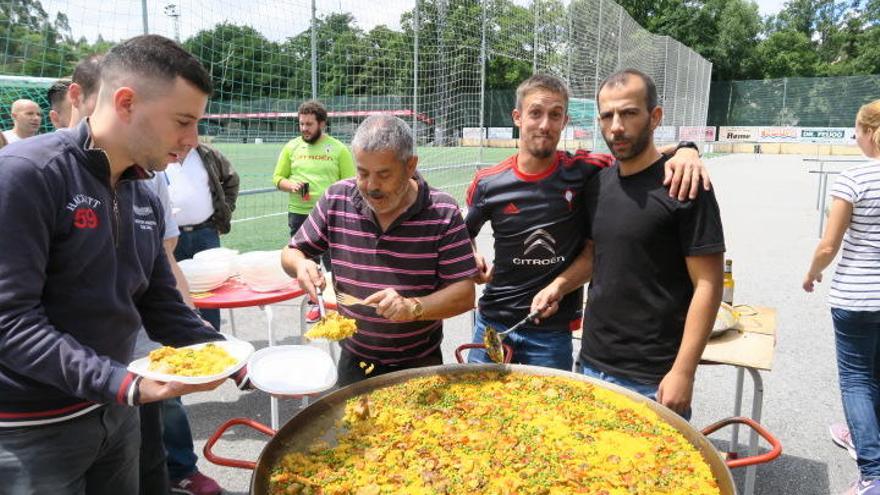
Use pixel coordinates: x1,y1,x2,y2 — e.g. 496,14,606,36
181,153,861,494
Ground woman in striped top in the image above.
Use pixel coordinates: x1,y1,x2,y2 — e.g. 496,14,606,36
804,100,880,495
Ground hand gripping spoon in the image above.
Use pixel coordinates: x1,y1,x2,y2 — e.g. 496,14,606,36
483,309,543,364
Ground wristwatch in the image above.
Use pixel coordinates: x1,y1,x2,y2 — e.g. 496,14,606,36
409,298,424,319
675,140,701,156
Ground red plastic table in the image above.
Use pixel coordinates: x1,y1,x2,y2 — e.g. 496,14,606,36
193,278,304,343
193,278,306,428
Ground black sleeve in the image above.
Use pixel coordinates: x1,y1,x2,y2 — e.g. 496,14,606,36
464,177,488,239
676,188,726,256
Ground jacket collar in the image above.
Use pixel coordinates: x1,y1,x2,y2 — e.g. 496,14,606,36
71,119,153,185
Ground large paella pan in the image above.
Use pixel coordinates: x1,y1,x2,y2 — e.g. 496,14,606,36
206,364,780,494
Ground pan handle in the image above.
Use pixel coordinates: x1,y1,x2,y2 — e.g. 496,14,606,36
700,416,782,469
203,417,276,470
454,343,514,364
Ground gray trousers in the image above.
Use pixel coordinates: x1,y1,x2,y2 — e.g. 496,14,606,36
0,404,140,495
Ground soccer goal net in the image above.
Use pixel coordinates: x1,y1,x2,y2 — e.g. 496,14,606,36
1,0,712,251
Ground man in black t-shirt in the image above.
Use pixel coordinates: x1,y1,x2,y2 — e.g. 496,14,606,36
533,69,724,416
466,73,711,370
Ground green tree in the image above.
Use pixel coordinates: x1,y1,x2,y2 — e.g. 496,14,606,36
615,0,764,80
355,25,413,96
849,26,880,74
483,0,532,89
184,23,284,104
704,0,762,80
754,29,819,78
0,0,81,77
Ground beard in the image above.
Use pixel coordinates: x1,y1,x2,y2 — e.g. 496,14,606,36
524,135,557,160
303,128,322,144
604,123,652,161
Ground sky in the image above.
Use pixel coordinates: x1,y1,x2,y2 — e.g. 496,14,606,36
41,0,411,43
41,0,790,44
754,0,788,16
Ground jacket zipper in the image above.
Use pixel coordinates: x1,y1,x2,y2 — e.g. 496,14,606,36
112,188,120,248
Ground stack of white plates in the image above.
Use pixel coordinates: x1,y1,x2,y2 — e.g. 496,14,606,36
236,250,294,292
179,258,232,292
247,345,337,395
193,247,239,275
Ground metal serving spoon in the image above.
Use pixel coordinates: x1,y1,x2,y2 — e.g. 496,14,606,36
483,309,543,363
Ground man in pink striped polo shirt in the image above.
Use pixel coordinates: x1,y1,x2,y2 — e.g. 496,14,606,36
282,115,477,385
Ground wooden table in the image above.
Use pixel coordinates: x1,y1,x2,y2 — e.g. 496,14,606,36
701,305,777,495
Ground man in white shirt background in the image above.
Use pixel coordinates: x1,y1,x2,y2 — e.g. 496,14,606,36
2,99,42,143
165,143,239,331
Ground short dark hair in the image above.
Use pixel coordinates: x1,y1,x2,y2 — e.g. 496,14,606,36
516,73,570,112
100,34,212,97
72,53,104,99
597,69,658,112
298,100,328,123
47,79,71,110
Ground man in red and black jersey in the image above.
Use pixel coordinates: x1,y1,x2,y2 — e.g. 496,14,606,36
465,73,709,370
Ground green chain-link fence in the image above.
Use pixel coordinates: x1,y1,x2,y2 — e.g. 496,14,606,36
709,75,880,127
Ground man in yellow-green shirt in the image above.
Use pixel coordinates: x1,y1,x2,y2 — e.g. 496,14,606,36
273,100,355,240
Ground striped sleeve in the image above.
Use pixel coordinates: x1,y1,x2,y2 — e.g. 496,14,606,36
437,208,478,282
831,170,861,204
289,194,330,257
116,372,140,406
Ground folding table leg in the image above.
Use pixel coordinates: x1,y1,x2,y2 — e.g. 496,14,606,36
260,304,279,429
731,366,745,451
228,308,237,336
744,368,764,495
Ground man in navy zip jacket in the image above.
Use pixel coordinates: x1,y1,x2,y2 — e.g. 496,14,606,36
0,35,240,494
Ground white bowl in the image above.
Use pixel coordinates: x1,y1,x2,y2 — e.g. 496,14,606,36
178,258,231,286
194,248,240,274
194,247,239,262
236,251,292,292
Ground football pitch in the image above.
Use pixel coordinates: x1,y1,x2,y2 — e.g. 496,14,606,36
213,143,514,252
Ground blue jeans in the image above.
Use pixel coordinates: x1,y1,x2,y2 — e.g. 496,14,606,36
174,226,221,330
467,311,573,370
833,307,880,479
162,397,198,480
580,362,692,421
0,405,139,494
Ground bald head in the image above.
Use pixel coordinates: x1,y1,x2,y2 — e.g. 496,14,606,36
10,99,41,138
